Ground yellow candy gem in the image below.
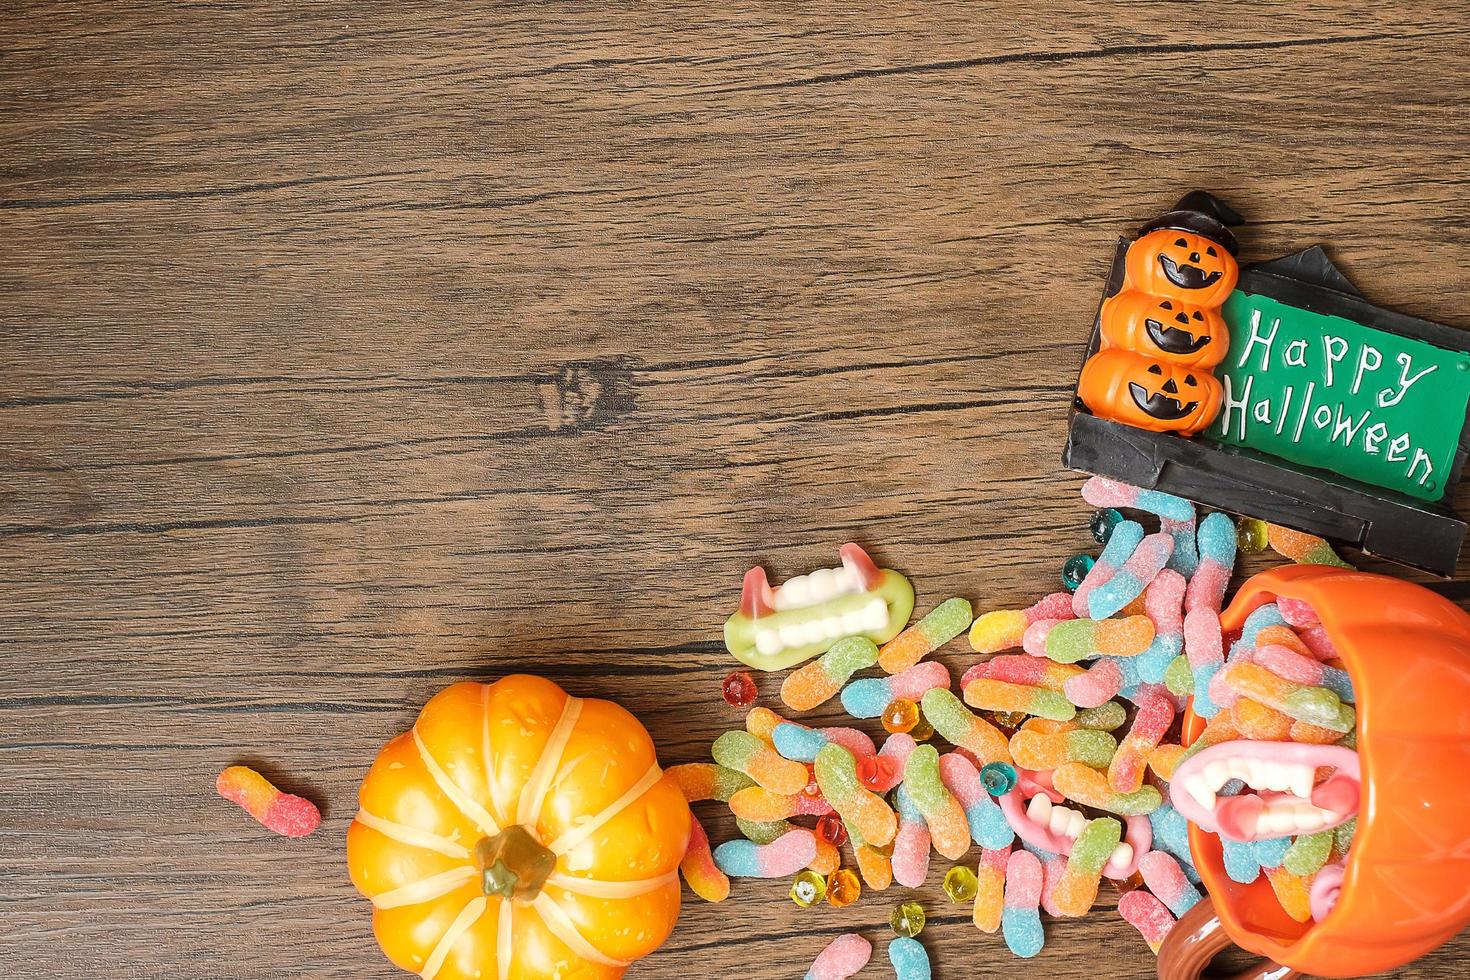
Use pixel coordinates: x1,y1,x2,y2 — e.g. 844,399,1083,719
943,865,978,902
826,867,862,908
790,869,827,908
881,698,920,734
889,900,926,937
1236,517,1268,553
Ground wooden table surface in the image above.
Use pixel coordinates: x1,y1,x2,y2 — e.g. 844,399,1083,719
5,3,1470,978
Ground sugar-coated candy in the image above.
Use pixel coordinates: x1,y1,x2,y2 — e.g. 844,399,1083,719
1228,696,1292,740
1220,662,1354,732
1088,532,1174,620
1265,865,1315,922
790,868,828,907
970,592,1076,654
1091,507,1125,543
810,837,841,876
679,815,730,902
728,544,915,673
826,867,861,907
1063,659,1125,708
842,661,950,719
782,636,879,711
1021,617,1061,656
981,761,1019,796
922,688,1012,765
963,654,1084,692
941,752,1014,849
736,817,794,845
1119,889,1175,954
1164,655,1194,697
714,828,818,878
1236,516,1268,552
1185,511,1237,614
1223,838,1263,884
1051,817,1122,916
803,933,872,980
1277,596,1320,627
744,705,786,741
1036,847,1069,918
216,766,320,838
865,732,917,792
722,670,758,707
1334,816,1357,854
963,677,1076,722
1082,476,1195,521
1062,553,1095,591
815,743,897,847
1161,513,1199,578
973,847,1010,932
1047,615,1155,663
1072,519,1146,618
1010,728,1118,770
1254,642,1355,703
1240,603,1288,647
1054,762,1162,816
890,900,927,938
854,839,894,890
1298,623,1339,661
892,785,932,888
817,812,849,847
903,745,971,859
1148,805,1200,884
944,864,979,902
1136,568,1185,684
882,698,922,734
666,762,756,803
1268,524,1352,567
1284,829,1334,875
1109,693,1174,793
879,596,973,673
1183,607,1225,718
729,784,832,821
713,729,810,794
772,721,876,764
1148,742,1187,781
1002,849,1046,957
888,937,932,980
1076,700,1127,731
1138,850,1201,918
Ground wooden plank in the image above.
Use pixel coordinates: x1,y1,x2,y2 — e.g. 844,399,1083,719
2,2,1468,977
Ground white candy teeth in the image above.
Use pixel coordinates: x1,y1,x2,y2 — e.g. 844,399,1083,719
1184,774,1216,813
1028,795,1052,823
1256,812,1276,837
1266,807,1297,836
1289,768,1316,802
1267,763,1297,793
861,598,889,631
1293,804,1323,832
755,630,781,655
1110,843,1134,868
1203,760,1231,791
1066,810,1086,838
1228,758,1253,784
808,567,836,601
1049,806,1073,835
774,576,810,610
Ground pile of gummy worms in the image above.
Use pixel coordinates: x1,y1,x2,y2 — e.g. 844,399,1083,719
674,476,1360,979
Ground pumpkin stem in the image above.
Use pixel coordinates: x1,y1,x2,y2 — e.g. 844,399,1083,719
475,825,557,901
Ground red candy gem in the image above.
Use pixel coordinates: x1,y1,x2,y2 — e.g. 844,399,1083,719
816,813,848,847
857,755,897,791
721,671,757,708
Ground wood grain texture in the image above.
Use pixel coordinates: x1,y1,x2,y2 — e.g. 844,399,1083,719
3,2,1469,977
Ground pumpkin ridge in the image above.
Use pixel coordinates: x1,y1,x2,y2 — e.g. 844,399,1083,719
496,902,512,980
354,809,470,861
370,866,476,910
532,892,630,968
420,894,488,980
546,869,678,899
517,695,583,828
547,763,663,857
413,726,501,837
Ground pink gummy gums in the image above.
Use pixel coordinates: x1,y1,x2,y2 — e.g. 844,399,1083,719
1005,848,1044,907
805,934,872,980
1063,659,1124,709
1023,618,1061,657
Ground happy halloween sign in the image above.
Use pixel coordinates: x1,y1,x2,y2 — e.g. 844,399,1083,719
1208,292,1470,503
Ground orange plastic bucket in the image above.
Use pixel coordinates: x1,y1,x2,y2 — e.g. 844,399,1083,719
1171,566,1470,977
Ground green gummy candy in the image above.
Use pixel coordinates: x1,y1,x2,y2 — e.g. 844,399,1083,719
823,635,879,677
902,744,948,808
1284,830,1334,875
1164,655,1195,697
1068,817,1123,874
1333,816,1357,853
711,730,761,769
1045,620,1097,664
736,817,793,844
1068,730,1120,769
1105,785,1163,817
1284,687,1353,732
1076,701,1127,732
814,743,860,797
917,597,974,643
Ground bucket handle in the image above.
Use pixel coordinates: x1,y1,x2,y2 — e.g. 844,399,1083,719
1157,898,1300,980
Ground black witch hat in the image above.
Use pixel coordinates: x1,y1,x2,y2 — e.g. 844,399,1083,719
1138,191,1244,256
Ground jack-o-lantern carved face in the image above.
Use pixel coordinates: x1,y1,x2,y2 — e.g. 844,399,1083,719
1078,347,1222,436
1124,229,1239,307
1100,288,1229,368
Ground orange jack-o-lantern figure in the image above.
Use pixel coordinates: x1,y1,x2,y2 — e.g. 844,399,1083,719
1100,289,1229,369
1078,347,1221,436
348,676,691,980
1162,566,1470,979
1123,228,1240,309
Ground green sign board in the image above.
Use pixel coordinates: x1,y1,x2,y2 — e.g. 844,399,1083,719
1209,290,1470,502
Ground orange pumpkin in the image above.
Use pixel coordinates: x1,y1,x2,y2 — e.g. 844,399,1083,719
1124,228,1239,308
1099,288,1229,369
348,676,691,980
1078,347,1222,436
